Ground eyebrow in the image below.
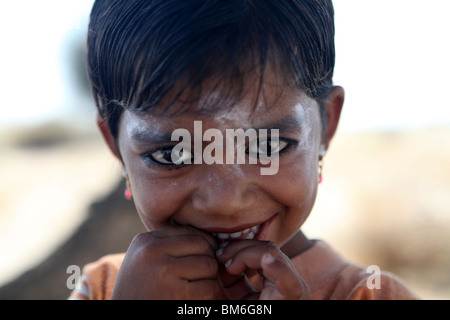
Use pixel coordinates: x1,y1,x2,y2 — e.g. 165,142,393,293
130,115,304,145
131,129,175,145
252,115,304,133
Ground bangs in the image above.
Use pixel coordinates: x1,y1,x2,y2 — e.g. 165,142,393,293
88,0,335,137
111,0,279,115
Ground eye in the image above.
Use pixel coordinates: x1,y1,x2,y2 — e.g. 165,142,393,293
246,137,291,158
143,146,193,167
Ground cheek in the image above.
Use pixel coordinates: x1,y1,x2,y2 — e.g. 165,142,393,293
132,177,189,231
273,160,319,244
122,152,186,231
276,157,318,209
269,125,321,238
277,124,321,208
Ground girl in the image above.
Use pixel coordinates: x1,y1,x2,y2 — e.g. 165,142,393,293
70,0,419,299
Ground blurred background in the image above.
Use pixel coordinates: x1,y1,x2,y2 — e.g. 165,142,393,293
0,0,449,299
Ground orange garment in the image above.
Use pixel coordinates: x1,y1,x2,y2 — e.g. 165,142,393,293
69,240,420,300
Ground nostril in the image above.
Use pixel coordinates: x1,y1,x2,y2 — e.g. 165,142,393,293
191,183,257,216
190,165,258,216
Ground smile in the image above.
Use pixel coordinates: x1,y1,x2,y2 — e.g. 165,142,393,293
211,224,261,241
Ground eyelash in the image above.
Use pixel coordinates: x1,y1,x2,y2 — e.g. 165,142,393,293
141,138,298,170
141,145,188,170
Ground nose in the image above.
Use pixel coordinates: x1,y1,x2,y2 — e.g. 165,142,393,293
191,165,257,217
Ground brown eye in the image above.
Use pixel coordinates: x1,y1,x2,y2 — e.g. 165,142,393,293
144,146,193,166
246,137,289,158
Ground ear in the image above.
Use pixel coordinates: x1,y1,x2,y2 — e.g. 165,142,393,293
323,86,345,150
96,113,122,160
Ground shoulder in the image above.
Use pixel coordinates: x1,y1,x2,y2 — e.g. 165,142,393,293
83,253,125,275
291,240,420,300
68,253,125,300
345,269,421,300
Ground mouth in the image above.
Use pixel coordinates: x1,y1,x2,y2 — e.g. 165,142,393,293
211,224,261,242
170,214,277,246
207,214,277,246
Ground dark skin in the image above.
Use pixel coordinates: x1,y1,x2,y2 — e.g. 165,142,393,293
98,70,344,299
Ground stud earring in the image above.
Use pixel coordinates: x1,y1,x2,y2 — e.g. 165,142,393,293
318,145,326,184
318,157,324,184
123,169,132,200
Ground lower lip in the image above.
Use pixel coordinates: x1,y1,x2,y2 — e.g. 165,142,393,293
256,213,277,241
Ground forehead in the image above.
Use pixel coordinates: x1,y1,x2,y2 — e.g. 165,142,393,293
120,88,318,145
120,67,319,137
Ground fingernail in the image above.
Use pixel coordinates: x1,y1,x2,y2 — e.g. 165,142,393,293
225,258,233,268
216,248,223,256
262,254,275,265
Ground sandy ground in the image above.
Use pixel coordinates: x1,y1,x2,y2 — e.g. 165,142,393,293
304,128,450,299
0,133,122,287
1,126,449,299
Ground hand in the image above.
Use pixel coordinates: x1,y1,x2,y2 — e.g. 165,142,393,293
111,225,226,299
216,240,310,300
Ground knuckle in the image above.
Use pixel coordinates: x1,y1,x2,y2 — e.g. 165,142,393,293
130,232,149,244
157,259,177,279
263,241,279,254
203,256,219,274
264,240,277,249
188,234,214,252
129,233,155,254
129,232,168,261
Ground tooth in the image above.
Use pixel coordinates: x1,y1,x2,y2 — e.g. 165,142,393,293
230,231,243,239
213,224,260,241
244,232,255,239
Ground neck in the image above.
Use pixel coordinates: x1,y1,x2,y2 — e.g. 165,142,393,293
281,230,313,259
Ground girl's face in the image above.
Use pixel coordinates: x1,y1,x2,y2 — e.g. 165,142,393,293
111,71,342,254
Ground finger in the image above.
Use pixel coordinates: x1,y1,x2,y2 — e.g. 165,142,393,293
174,279,226,300
134,232,217,258
218,265,256,300
170,255,219,281
259,254,310,300
221,241,279,275
216,239,273,264
161,234,217,257
153,225,219,250
217,264,243,288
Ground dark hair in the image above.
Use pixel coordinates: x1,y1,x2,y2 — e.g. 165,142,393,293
87,0,336,138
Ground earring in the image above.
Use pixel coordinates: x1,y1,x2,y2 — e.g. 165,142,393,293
123,169,132,200
318,157,324,184
318,145,326,184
